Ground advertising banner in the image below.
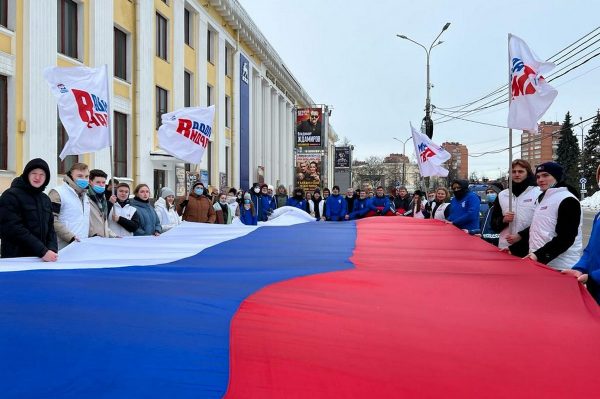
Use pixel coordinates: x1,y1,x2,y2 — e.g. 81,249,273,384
239,53,250,190
334,147,351,168
296,108,322,147
295,153,322,193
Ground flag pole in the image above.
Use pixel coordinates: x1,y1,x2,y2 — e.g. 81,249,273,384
507,34,513,216
104,64,115,197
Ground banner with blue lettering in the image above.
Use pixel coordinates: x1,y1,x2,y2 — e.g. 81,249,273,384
239,54,250,190
158,105,215,164
44,65,111,160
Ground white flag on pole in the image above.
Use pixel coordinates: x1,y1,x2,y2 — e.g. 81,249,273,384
44,65,111,160
507,34,558,132
158,106,215,164
410,123,451,177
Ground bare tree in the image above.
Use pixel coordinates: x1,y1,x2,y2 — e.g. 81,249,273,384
355,156,385,189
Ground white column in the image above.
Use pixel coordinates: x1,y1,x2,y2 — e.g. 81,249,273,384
197,16,208,107
23,0,58,184
135,0,155,185
89,0,114,174
270,91,279,185
262,82,271,182
278,98,286,185
287,104,294,189
217,36,226,183
172,0,184,111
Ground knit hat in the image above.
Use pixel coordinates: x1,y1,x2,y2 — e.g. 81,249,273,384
267,184,274,191
160,187,175,199
486,182,503,194
535,162,563,182
243,192,251,200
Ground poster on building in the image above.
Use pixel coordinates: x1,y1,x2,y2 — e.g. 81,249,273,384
334,147,351,168
295,153,322,193
296,108,322,147
200,170,209,187
175,167,186,197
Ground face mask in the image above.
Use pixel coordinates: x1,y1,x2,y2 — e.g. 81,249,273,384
194,188,203,196
486,193,497,202
295,193,302,198
92,185,105,194
75,179,89,189
253,188,260,193
227,196,236,204
244,199,251,204
219,200,227,205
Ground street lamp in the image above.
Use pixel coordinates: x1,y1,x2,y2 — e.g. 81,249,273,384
397,22,451,139
393,136,412,186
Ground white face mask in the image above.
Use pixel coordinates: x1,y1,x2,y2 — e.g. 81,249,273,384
227,196,236,204
253,188,260,193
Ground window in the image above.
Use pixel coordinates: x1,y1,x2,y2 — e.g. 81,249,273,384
57,118,77,175
207,29,214,63
184,8,192,47
156,13,168,60
156,86,168,129
113,112,128,177
184,71,192,107
0,0,7,28
207,85,213,106
0,75,6,170
114,27,127,80
57,0,78,59
225,46,232,77
225,95,231,128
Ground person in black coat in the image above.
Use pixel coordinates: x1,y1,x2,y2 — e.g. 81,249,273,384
0,158,58,261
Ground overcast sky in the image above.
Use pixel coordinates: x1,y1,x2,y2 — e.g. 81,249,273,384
239,0,600,179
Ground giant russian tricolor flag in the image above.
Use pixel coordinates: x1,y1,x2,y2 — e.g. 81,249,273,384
1,209,599,398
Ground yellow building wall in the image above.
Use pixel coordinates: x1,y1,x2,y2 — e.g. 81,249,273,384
0,33,11,54
154,0,173,152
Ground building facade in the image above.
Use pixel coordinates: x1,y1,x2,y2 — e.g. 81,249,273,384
520,121,561,167
0,0,335,195
441,141,468,181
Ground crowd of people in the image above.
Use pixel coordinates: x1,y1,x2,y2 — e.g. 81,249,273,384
0,158,597,304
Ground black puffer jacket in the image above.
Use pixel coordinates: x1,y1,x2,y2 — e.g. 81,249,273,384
0,158,58,258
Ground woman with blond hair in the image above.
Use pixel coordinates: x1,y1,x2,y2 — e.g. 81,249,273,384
425,187,450,221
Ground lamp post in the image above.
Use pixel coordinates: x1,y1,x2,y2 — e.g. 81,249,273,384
579,116,593,199
393,136,412,186
397,22,450,139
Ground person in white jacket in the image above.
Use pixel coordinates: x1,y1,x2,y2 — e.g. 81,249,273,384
154,187,181,232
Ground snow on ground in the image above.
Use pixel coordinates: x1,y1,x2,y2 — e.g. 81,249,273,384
581,191,600,209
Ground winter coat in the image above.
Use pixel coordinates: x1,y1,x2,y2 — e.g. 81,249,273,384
88,189,117,238
481,204,500,246
308,199,325,220
493,186,540,251
286,197,308,212
448,191,481,232
214,202,233,224
258,195,276,222
527,186,582,270
239,206,257,225
325,194,347,221
349,198,370,220
274,193,288,208
427,201,450,221
573,211,600,304
154,197,181,231
368,195,391,215
0,159,57,258
48,176,91,249
130,197,162,236
178,194,216,223
108,200,139,237
393,196,411,214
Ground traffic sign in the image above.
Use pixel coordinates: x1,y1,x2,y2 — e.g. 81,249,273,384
580,177,587,184
581,189,588,194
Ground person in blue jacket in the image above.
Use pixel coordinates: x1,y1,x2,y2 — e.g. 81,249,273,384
480,183,502,246
249,182,261,212
368,186,393,216
257,184,275,222
325,185,347,221
286,187,308,212
447,179,481,233
239,193,258,225
347,189,370,220
562,166,600,305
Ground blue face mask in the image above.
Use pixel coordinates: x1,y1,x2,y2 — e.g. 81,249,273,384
194,188,203,196
486,193,497,203
75,179,89,189
244,199,251,204
92,185,105,194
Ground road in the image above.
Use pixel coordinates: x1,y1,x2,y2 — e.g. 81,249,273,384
582,208,597,247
